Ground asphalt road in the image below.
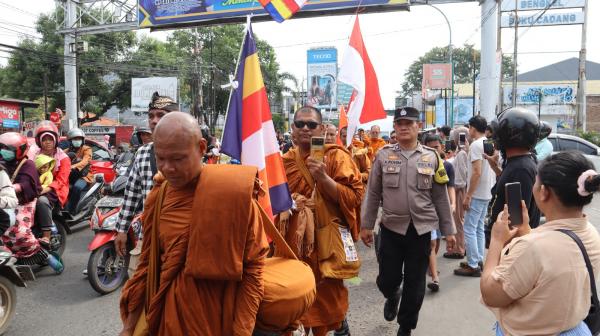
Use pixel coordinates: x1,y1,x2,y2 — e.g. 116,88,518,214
8,197,600,336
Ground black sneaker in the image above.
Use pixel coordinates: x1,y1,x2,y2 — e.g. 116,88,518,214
333,318,350,336
384,291,401,321
397,327,412,336
427,280,440,292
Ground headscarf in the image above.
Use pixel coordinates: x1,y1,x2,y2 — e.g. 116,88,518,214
148,91,179,112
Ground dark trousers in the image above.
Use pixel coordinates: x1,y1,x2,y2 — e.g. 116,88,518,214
376,223,431,330
0,209,10,236
67,178,88,213
35,195,54,231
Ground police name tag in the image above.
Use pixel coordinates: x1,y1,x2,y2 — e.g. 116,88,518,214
417,162,434,175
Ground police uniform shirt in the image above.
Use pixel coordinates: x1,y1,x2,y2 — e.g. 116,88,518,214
361,143,456,236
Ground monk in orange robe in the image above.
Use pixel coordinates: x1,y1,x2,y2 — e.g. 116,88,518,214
340,126,371,184
363,125,387,162
280,106,364,336
119,112,269,336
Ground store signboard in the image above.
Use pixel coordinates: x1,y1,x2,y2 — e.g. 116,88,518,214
138,0,409,28
307,48,337,109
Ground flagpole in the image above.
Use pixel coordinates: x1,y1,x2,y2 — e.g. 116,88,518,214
220,16,252,147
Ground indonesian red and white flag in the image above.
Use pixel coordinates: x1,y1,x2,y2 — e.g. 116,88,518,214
338,16,386,147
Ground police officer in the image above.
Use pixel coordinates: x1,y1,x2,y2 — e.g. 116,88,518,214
361,107,456,336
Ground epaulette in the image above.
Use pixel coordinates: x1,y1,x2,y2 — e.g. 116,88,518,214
382,144,395,149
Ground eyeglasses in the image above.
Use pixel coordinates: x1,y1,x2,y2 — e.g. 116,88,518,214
294,120,320,130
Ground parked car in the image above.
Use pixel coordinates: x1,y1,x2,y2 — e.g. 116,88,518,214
548,133,600,169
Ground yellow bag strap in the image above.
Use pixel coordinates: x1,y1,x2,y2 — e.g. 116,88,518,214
145,181,168,312
257,204,298,261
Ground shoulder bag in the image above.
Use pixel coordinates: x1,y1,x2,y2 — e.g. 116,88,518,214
556,229,600,335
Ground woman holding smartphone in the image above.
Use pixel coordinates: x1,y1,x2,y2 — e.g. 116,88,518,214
481,151,600,336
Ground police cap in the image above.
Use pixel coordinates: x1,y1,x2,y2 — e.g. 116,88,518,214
394,107,419,121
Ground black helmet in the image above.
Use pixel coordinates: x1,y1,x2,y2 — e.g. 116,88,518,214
539,121,552,140
135,126,152,145
494,107,540,151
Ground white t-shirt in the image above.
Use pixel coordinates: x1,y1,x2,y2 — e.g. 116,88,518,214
467,137,495,200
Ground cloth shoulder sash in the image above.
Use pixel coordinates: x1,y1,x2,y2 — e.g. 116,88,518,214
184,164,257,281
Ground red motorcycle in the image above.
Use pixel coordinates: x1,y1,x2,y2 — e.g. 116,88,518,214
86,174,141,295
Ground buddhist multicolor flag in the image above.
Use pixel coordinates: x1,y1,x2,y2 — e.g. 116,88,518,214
221,23,293,217
259,0,306,23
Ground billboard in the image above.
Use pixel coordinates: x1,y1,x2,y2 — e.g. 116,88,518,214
131,77,178,112
138,0,409,29
501,0,585,12
0,101,20,129
501,11,583,27
435,97,473,126
423,63,452,90
503,85,577,105
307,48,337,109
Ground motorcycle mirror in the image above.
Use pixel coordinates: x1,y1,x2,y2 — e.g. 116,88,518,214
94,174,105,184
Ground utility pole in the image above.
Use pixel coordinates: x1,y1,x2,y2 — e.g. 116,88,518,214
43,72,49,120
63,0,78,130
511,0,519,107
497,0,503,115
480,0,498,122
577,0,588,131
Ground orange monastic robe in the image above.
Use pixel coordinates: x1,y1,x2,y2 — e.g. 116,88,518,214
120,169,269,336
364,136,387,162
281,145,364,335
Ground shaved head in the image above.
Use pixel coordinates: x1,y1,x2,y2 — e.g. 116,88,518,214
325,124,337,144
155,112,203,148
154,112,207,188
370,125,381,139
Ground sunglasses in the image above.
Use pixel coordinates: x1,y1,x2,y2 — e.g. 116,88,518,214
294,120,320,130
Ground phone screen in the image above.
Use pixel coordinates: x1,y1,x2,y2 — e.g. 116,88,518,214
310,136,325,161
505,182,523,226
459,133,466,147
483,140,495,156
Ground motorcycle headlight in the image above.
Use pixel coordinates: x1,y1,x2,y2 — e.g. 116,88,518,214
102,213,119,231
91,211,100,230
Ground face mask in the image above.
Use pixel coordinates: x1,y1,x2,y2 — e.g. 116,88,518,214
0,149,15,162
71,140,83,148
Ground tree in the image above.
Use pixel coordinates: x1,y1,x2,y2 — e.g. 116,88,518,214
399,44,515,97
167,26,292,133
0,9,138,117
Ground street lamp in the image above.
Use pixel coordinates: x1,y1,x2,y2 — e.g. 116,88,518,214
426,4,454,126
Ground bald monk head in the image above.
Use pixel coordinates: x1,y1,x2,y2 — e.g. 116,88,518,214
324,124,337,145
154,112,207,188
340,127,348,146
370,125,381,139
292,106,324,152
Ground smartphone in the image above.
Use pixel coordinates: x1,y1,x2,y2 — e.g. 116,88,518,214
310,136,325,161
483,140,495,156
459,133,466,147
505,182,523,226
444,140,452,151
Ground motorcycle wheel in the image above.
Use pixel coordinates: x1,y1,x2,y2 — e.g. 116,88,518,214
53,223,67,257
0,276,16,335
87,243,129,295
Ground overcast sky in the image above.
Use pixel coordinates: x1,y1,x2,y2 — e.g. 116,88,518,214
0,0,597,109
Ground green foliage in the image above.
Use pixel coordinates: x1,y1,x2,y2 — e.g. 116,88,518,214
0,10,293,131
400,44,515,97
271,113,286,132
577,130,600,147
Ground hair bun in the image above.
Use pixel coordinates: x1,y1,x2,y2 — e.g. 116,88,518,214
585,174,600,194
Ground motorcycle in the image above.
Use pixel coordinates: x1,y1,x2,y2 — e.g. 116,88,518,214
0,248,33,334
53,173,105,233
87,174,141,295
